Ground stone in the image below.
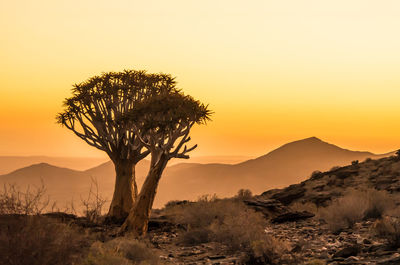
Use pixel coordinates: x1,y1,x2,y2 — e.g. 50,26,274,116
270,184,307,205
333,245,360,258
272,211,315,223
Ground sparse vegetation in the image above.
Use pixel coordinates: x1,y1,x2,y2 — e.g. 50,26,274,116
80,238,160,265
235,188,253,200
165,196,298,264
0,182,49,215
0,215,87,265
81,178,107,224
374,217,400,248
319,189,395,232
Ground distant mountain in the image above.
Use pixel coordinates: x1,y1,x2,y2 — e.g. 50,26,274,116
0,156,108,175
0,137,394,209
0,155,249,175
152,137,392,207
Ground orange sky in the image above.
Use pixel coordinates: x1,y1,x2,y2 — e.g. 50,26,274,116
0,0,400,158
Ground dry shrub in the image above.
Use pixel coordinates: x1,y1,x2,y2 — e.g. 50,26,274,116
320,189,395,232
374,217,400,248
0,182,49,215
81,238,160,265
179,228,212,245
0,216,87,265
81,177,107,223
364,189,395,219
330,166,340,171
242,237,291,265
235,189,253,200
167,197,296,264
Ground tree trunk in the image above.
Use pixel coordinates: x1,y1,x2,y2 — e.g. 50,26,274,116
120,154,168,236
107,160,137,223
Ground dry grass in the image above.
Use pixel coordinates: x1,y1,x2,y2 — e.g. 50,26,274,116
0,183,90,265
319,189,395,232
165,197,298,264
0,215,88,265
80,238,160,265
374,217,400,248
0,182,160,265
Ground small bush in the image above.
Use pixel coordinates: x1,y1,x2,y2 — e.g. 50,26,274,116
364,189,395,219
374,217,400,248
351,160,359,165
81,238,160,265
330,166,340,171
319,190,368,232
310,171,322,180
242,237,291,265
179,228,212,246
80,177,107,224
235,189,253,200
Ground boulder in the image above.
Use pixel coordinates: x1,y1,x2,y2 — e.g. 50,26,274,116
272,211,315,223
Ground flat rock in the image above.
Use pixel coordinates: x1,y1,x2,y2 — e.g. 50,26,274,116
333,245,361,258
272,211,315,223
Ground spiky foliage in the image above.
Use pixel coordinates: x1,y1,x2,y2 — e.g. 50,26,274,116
56,70,178,162
124,90,212,160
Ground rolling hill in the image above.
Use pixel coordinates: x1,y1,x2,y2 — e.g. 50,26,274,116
0,137,393,209
0,156,108,175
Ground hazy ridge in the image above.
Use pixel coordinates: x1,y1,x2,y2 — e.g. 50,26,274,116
0,137,393,209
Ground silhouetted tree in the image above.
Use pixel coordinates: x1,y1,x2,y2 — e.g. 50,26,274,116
57,70,177,221
119,91,211,235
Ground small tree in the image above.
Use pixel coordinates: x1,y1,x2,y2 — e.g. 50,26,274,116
57,70,177,221
120,91,211,235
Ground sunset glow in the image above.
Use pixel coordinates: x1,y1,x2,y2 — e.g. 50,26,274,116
1,0,400,157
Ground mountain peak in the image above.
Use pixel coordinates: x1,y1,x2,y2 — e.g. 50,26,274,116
302,136,322,142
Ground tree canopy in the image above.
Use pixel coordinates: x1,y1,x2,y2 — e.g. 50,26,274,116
122,91,211,159
56,70,179,162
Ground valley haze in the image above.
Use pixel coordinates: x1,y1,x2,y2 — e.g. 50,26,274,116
0,137,393,210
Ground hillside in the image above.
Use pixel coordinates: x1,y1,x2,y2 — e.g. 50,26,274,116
260,154,400,207
0,137,393,209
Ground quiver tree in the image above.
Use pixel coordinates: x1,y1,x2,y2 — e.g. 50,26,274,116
56,70,178,221
119,91,211,235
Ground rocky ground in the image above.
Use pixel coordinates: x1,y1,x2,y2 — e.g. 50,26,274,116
144,215,400,265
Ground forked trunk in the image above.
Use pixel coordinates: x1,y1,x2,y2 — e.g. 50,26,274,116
120,155,168,236
107,160,137,223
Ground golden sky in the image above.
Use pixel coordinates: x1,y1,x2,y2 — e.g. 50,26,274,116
0,0,400,158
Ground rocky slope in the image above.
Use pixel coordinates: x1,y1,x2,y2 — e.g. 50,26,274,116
149,155,400,264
